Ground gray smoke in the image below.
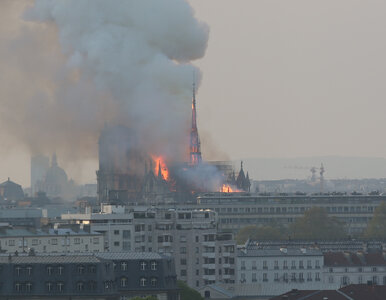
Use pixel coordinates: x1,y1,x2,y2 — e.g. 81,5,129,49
0,0,208,180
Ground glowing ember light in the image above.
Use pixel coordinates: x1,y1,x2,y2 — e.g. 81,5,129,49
152,155,170,181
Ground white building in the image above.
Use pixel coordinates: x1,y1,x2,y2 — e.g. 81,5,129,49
235,240,324,298
324,251,386,288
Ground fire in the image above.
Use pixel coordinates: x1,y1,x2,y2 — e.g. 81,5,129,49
221,184,235,193
152,155,170,181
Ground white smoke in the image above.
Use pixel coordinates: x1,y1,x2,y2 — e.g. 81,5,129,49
0,0,208,178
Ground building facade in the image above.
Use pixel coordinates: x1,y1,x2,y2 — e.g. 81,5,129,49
0,252,178,300
62,205,237,289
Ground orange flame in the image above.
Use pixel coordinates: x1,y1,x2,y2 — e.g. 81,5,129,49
221,184,234,193
152,155,170,181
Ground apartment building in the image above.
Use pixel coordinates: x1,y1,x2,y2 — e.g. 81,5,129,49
61,205,237,289
0,227,104,254
0,252,178,300
324,251,386,288
236,240,324,297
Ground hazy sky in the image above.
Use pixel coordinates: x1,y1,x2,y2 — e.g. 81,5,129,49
190,0,386,159
2,0,386,186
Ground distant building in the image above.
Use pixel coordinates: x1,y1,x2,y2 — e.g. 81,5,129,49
30,155,49,196
0,178,24,201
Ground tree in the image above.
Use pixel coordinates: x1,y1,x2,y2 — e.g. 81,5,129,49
289,206,346,240
236,225,285,244
178,280,204,300
364,201,386,239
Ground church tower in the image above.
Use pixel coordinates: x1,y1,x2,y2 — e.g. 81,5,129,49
189,83,202,166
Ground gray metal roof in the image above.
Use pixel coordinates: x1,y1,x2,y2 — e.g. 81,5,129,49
0,255,102,264
237,248,323,257
96,252,168,260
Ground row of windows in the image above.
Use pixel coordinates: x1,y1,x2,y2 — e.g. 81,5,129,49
240,272,320,283
214,205,376,214
240,260,320,270
329,267,380,273
5,238,99,247
14,265,94,276
116,261,157,271
329,275,386,285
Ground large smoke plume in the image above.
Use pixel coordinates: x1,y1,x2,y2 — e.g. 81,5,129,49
0,0,208,181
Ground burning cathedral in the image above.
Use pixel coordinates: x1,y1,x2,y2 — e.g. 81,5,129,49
96,86,250,205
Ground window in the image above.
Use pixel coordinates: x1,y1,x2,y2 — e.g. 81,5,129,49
151,261,157,270
51,238,58,245
9,240,15,246
342,276,349,285
180,236,187,243
180,259,187,265
373,276,378,285
283,261,288,269
241,261,246,270
32,239,38,246
93,238,99,244
283,273,288,282
77,265,85,274
307,272,312,281
46,282,53,292
315,273,320,281
114,230,120,235
180,247,187,254
263,261,268,270
358,276,363,284
74,238,80,244
241,273,246,282
15,282,22,292
121,277,128,287
196,247,199,254
299,260,304,269
274,273,279,281
196,269,199,275
123,230,131,239
46,266,53,275
26,266,32,275
315,260,320,269
329,276,334,283
58,266,64,275
372,267,377,272
140,277,147,287
274,260,279,269
151,277,157,286
15,266,22,276
57,282,64,292
26,282,32,292
89,265,96,273
114,241,120,246
263,273,268,282
291,261,296,269
299,273,304,282
252,273,257,282
307,260,312,269
291,273,296,281
181,269,187,276
121,262,127,271
89,281,96,291
252,260,257,270
77,281,84,292
140,261,147,270
195,236,199,242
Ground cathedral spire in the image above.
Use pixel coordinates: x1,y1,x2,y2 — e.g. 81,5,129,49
157,160,163,179
189,81,202,166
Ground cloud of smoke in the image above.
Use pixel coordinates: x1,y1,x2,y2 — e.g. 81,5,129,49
0,0,208,179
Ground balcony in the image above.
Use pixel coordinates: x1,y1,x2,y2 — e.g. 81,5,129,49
202,275,216,281
202,264,216,269
202,241,216,247
161,241,171,247
202,252,215,258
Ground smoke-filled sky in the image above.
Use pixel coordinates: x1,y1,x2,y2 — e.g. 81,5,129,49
2,0,386,186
